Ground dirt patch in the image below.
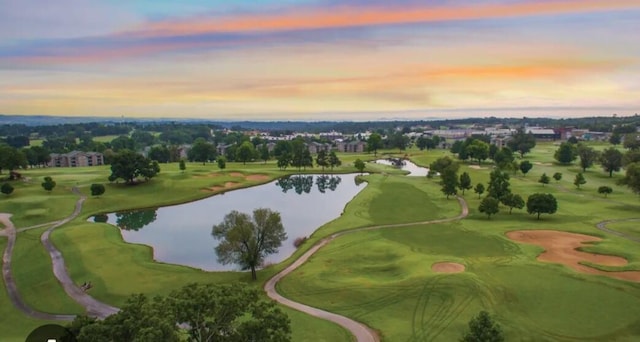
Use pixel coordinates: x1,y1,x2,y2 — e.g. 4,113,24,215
432,262,465,273
246,174,269,181
229,172,244,177
468,165,487,170
534,162,553,166
194,172,223,178
507,230,640,282
203,181,241,192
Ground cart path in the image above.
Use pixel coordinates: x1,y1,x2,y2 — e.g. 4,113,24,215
264,196,469,342
595,218,640,243
1,187,118,321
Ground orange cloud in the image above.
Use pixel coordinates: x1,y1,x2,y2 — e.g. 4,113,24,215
130,0,640,37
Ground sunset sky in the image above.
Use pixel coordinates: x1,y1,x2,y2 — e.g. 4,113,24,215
1,0,639,120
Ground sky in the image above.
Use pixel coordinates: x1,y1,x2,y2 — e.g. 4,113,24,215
1,0,639,120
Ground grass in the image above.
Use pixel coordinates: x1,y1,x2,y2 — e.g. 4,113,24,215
3,145,640,341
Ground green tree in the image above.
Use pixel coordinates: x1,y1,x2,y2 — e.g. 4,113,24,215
110,135,135,152
527,193,558,220
236,141,256,165
328,151,341,170
217,156,226,170
179,159,186,173
1,182,14,196
259,144,270,164
493,147,514,170
109,150,160,184
148,145,170,163
429,156,460,175
459,172,472,195
507,129,536,158
599,147,623,177
623,150,640,167
212,208,287,280
574,172,586,188
479,197,500,219
116,209,157,231
41,176,56,192
487,170,511,202
577,144,599,172
618,162,640,195
518,160,533,176
188,139,216,165
166,283,291,342
90,183,105,197
553,172,562,182
440,169,459,199
367,133,383,156
354,159,366,174
415,136,428,151
316,150,328,171
0,145,28,174
467,140,490,165
610,133,621,145
502,193,525,214
598,186,613,198
623,133,640,150
474,183,485,198
276,153,290,170
554,142,577,164
538,173,550,187
461,311,504,342
389,132,409,151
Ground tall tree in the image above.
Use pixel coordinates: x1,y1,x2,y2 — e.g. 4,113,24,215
236,141,256,165
618,162,640,195
316,150,328,171
474,183,485,198
461,311,504,342
354,159,366,174
519,160,533,176
367,133,383,156
109,150,160,184
598,186,613,198
487,170,511,202
429,156,459,175
440,169,459,199
188,139,217,165
576,144,599,172
623,133,640,150
610,133,622,145
502,193,525,214
459,172,472,195
179,159,186,173
328,152,341,170
538,173,550,187
0,145,28,173
507,129,536,158
276,153,290,170
217,156,227,170
148,145,170,163
479,197,500,219
527,193,558,220
259,144,270,164
554,142,577,164
110,135,135,152
389,132,409,151
574,172,586,188
599,147,623,177
212,209,287,280
467,140,490,165
493,147,515,170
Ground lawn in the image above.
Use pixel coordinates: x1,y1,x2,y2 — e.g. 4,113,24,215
3,145,640,341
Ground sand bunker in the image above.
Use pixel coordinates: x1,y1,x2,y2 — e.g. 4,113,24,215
534,162,553,166
507,230,640,282
468,165,487,170
203,181,241,192
432,262,465,273
245,174,269,181
229,172,244,177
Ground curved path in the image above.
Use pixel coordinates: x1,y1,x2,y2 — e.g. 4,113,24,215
595,218,640,243
265,196,469,342
0,187,118,321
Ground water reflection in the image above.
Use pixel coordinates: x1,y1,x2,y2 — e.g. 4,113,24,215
375,159,430,177
115,209,158,231
275,174,343,194
316,175,341,193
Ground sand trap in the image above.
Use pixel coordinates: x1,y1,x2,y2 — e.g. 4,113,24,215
534,162,553,166
507,230,640,282
432,262,465,273
468,165,487,170
203,181,241,192
229,172,244,177
245,174,269,181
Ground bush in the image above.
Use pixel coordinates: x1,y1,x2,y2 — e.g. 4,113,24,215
293,236,308,248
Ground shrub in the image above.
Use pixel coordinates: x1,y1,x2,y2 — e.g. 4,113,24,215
293,236,308,248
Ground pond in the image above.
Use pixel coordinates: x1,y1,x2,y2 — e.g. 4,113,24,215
374,158,430,176
91,174,366,271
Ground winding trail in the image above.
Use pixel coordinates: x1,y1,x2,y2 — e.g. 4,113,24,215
595,218,640,243
265,196,469,342
1,187,118,321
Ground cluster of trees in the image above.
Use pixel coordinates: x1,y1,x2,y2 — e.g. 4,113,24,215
68,283,291,342
108,150,160,184
450,130,537,168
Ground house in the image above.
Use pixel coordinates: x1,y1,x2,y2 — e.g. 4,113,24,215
216,143,234,156
49,151,104,168
336,141,366,153
526,128,559,141
306,142,332,154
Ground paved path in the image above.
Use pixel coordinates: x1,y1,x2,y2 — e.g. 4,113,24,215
0,187,118,321
595,218,640,243
265,196,469,342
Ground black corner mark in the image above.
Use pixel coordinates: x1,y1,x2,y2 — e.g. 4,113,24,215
26,324,77,342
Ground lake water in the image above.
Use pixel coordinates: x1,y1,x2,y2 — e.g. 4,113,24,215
91,174,366,271
374,159,430,176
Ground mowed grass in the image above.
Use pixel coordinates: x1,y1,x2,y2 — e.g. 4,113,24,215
0,238,62,342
